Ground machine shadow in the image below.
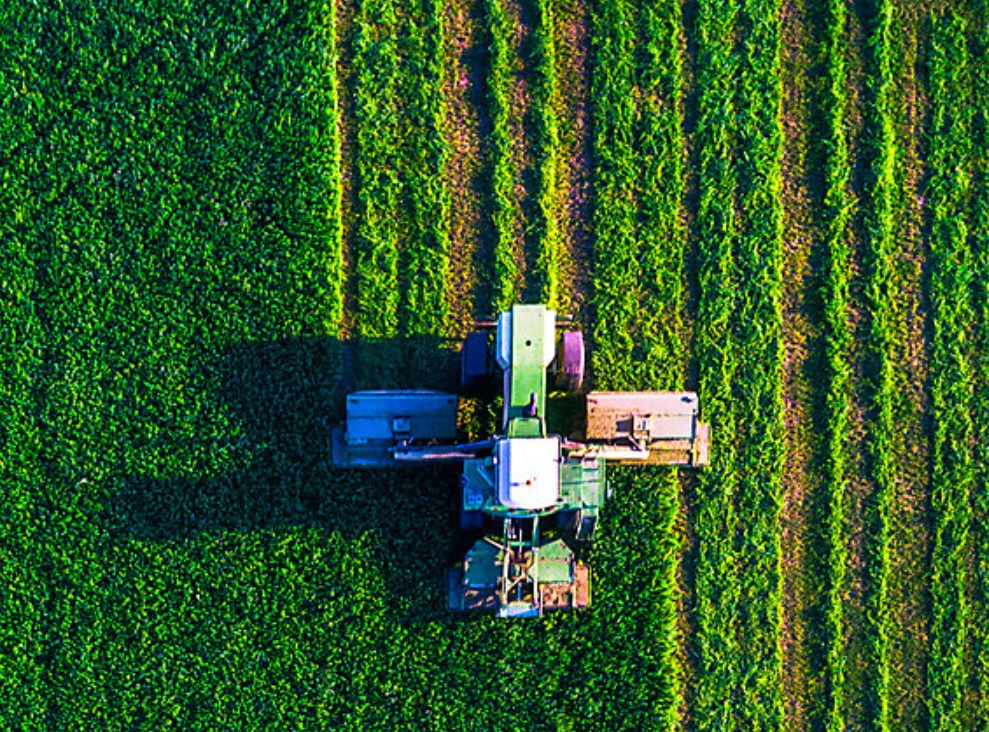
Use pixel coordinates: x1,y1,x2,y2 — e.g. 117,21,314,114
111,335,465,622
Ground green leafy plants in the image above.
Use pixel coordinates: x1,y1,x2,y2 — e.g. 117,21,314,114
926,13,974,731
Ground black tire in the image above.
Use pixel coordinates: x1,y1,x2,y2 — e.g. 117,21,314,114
460,331,493,395
554,331,585,392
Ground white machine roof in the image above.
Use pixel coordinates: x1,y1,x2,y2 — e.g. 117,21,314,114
496,437,560,511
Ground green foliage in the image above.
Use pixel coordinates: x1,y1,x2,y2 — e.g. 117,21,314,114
692,0,741,727
354,0,401,338
401,0,452,336
487,0,520,311
927,13,974,732
972,0,989,724
863,1,897,727
820,0,854,728
530,0,562,310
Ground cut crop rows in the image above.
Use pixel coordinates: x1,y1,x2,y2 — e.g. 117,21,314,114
927,13,974,732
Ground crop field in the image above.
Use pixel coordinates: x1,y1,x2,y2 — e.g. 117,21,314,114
1,0,987,729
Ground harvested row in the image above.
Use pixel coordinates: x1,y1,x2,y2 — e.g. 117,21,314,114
819,0,854,727
530,0,563,309
690,0,742,726
487,0,521,311
732,0,786,726
863,0,898,727
927,13,975,732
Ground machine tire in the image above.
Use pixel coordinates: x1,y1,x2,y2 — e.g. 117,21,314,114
461,331,494,395
460,507,484,532
554,331,584,393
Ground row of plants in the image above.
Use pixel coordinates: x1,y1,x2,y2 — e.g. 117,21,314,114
588,0,638,386
529,0,562,310
486,0,520,311
731,0,786,726
582,1,686,728
927,14,975,732
634,2,687,728
691,0,742,727
353,0,402,338
863,0,898,727
399,0,452,336
819,0,854,727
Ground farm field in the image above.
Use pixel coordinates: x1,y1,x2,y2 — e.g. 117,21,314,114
1,0,987,729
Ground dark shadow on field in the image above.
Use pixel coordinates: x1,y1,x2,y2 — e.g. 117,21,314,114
110,335,466,622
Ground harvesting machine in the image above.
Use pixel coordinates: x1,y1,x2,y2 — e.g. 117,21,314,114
330,304,709,618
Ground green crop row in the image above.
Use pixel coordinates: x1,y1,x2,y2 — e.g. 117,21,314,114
584,1,687,728
637,0,686,388
487,0,520,311
691,0,742,727
635,2,687,728
589,0,638,387
820,0,854,728
863,0,898,727
353,0,401,338
400,0,452,336
973,0,989,721
732,0,786,727
530,0,562,310
927,14,975,732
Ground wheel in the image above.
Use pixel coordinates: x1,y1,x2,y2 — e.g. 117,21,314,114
554,331,584,392
460,331,493,395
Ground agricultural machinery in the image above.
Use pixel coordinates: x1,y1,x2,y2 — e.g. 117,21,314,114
330,304,709,618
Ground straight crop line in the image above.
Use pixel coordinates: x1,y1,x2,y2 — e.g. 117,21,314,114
863,0,897,727
636,1,687,727
820,0,854,727
353,0,401,338
589,0,638,388
401,0,452,336
927,12,974,732
530,0,562,310
637,0,686,390
733,0,786,727
487,0,520,312
691,0,742,727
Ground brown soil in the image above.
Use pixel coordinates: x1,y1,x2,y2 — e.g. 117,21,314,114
444,0,490,332
832,0,871,728
552,0,593,319
886,3,932,729
779,0,825,726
